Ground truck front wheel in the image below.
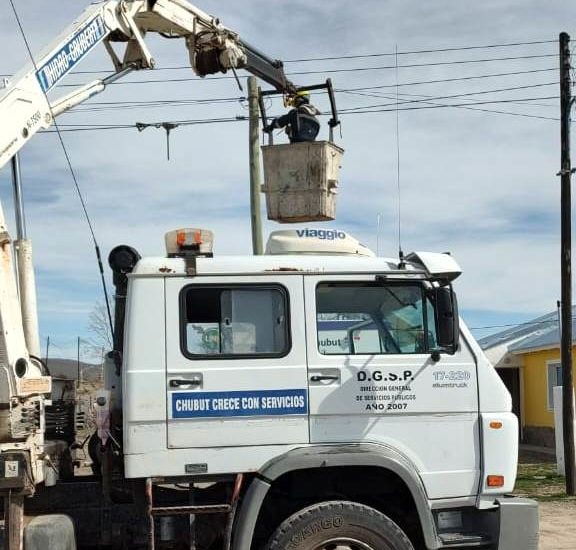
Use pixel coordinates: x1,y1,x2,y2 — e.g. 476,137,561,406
265,501,414,550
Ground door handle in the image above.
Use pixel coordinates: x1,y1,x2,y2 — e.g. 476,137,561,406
310,375,339,383
170,378,202,388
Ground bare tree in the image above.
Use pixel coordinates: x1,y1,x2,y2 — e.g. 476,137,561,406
85,302,113,360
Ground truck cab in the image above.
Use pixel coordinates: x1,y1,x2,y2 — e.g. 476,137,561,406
112,228,538,550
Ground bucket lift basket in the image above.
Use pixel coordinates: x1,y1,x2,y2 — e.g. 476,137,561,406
259,79,344,223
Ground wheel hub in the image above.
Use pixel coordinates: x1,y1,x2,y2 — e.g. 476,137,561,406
313,538,376,550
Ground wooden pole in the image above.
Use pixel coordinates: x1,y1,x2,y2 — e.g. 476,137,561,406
559,31,576,495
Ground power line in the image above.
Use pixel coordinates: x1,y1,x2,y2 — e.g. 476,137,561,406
42,116,247,132
55,55,557,89
0,39,556,79
58,81,557,115
336,68,557,92
39,94,559,134
469,317,572,331
285,40,556,63
338,95,559,115
290,53,557,74
69,97,246,113
341,82,557,112
345,87,554,106
344,90,559,121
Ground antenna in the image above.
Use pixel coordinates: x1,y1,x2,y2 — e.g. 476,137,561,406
377,213,383,256
394,45,406,268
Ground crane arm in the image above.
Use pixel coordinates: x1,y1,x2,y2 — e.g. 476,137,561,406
0,0,297,492
0,0,295,170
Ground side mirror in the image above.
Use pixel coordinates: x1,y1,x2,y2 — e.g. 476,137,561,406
435,286,459,355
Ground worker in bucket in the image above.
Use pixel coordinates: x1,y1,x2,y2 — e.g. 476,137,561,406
265,90,321,143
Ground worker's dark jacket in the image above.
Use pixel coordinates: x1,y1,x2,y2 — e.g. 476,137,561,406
272,104,321,143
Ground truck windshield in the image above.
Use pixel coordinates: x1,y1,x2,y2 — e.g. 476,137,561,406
316,282,437,355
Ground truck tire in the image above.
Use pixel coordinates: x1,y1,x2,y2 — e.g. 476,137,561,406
265,501,414,550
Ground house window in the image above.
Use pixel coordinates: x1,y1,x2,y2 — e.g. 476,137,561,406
181,285,290,358
547,362,562,411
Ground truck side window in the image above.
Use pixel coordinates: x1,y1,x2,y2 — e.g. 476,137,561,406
316,283,438,355
181,286,289,358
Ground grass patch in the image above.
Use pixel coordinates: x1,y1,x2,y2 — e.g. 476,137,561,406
514,463,576,502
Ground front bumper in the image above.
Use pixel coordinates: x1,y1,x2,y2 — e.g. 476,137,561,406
434,496,538,549
496,496,539,550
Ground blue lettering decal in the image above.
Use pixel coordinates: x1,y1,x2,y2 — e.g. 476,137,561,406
172,389,308,419
36,15,107,92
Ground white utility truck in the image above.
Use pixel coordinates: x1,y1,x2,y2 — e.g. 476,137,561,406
89,228,538,550
0,1,538,549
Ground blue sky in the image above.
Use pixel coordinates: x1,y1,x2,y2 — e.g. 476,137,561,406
1,0,575,359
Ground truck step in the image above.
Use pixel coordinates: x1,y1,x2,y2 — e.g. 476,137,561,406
439,532,492,547
145,474,244,550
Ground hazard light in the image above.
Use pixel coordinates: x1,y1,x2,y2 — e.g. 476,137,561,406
165,228,214,258
486,475,505,488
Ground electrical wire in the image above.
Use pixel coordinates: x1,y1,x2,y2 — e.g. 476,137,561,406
336,68,557,92
343,90,559,121
54,56,557,89
284,40,556,62
0,39,556,79
341,82,558,112
54,81,557,115
344,87,556,107
68,97,247,113
38,93,560,134
43,116,246,132
7,0,115,341
290,53,557,74
338,95,559,115
342,88,556,107
469,317,571,331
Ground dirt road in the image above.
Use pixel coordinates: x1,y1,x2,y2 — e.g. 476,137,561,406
539,500,576,550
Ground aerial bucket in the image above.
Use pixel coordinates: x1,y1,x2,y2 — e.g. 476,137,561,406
258,79,344,223
261,140,344,223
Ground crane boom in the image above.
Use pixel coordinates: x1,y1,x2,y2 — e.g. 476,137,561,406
0,0,295,170
0,0,297,495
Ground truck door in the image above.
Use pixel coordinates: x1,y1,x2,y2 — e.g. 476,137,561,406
165,275,308,449
305,274,481,499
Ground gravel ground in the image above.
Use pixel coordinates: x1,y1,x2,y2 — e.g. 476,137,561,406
517,446,576,550
539,500,576,550
0,502,573,549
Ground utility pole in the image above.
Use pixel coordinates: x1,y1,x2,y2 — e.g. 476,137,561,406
248,76,264,255
559,32,576,495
